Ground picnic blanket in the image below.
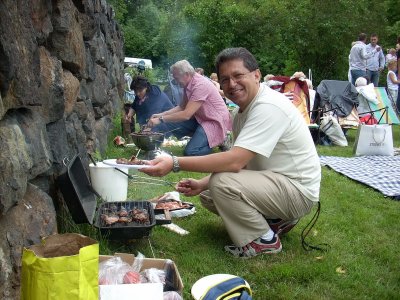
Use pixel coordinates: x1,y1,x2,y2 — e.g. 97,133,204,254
320,155,400,199
372,88,400,124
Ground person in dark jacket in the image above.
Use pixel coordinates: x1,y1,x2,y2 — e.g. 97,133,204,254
125,76,175,131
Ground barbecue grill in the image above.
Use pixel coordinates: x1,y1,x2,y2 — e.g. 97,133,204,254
58,155,170,239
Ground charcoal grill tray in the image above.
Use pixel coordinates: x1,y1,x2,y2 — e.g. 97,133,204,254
95,201,158,240
58,154,170,240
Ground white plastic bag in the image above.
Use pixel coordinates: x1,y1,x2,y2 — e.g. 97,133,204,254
354,124,394,156
320,114,348,146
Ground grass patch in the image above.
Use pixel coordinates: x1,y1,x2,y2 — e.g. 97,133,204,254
59,121,400,299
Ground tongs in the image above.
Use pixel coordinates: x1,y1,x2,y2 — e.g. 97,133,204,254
114,167,176,188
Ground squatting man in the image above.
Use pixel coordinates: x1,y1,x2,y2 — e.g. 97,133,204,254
141,47,321,258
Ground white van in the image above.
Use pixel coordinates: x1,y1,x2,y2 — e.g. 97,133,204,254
124,57,153,69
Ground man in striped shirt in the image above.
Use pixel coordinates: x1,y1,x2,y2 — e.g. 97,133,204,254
148,60,231,156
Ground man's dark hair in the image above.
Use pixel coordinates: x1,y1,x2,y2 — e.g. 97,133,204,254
130,75,150,92
215,47,259,77
370,33,378,38
358,33,367,41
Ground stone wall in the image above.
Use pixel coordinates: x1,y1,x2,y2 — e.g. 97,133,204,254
0,0,124,298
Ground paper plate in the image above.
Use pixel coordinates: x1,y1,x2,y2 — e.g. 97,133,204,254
191,274,250,300
102,159,150,169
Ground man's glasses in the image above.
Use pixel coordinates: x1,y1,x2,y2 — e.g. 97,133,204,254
219,71,253,87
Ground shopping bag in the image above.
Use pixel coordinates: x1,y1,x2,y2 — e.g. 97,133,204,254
353,124,394,156
21,233,99,300
320,114,348,147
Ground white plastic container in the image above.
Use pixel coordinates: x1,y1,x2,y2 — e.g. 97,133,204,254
89,162,129,202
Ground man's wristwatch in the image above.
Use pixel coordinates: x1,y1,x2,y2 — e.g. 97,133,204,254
159,116,164,123
171,155,180,172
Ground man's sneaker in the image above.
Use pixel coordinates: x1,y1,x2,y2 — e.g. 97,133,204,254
224,235,282,258
266,218,299,235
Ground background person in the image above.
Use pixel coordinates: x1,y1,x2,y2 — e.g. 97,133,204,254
385,48,397,66
210,72,226,99
147,60,231,156
354,76,379,115
349,33,381,85
164,71,184,106
396,36,400,107
195,67,205,75
365,34,385,86
125,76,174,131
141,48,321,258
122,73,135,138
387,60,400,105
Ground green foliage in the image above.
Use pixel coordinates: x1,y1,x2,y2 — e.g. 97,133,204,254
111,0,393,89
107,0,128,23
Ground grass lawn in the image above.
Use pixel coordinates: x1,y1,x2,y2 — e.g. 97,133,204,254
60,122,400,299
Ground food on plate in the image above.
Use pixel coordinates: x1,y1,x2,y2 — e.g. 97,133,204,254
155,200,191,210
116,155,147,165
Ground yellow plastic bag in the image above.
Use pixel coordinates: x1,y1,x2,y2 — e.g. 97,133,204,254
21,233,99,300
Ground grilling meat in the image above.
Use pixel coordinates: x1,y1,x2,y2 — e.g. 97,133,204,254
118,216,133,223
101,206,150,226
101,214,119,225
130,208,150,224
118,208,129,217
155,200,190,210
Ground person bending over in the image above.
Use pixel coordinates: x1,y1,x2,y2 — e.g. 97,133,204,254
141,48,321,258
147,60,231,156
125,76,174,131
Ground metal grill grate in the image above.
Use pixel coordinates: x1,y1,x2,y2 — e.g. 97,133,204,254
99,201,152,228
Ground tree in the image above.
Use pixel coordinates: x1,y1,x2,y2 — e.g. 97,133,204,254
106,0,391,84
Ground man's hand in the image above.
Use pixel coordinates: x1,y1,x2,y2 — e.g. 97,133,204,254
147,115,161,128
139,155,173,177
176,178,204,196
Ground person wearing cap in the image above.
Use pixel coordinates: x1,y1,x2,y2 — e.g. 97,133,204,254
141,48,320,258
147,60,231,156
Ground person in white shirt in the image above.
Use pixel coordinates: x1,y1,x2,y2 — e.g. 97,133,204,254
141,48,321,258
387,60,400,104
365,34,385,87
354,77,379,114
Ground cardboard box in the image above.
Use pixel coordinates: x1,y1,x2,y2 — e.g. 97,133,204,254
99,253,183,300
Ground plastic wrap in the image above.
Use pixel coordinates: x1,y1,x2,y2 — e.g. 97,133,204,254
140,268,166,284
99,256,140,285
163,291,183,300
